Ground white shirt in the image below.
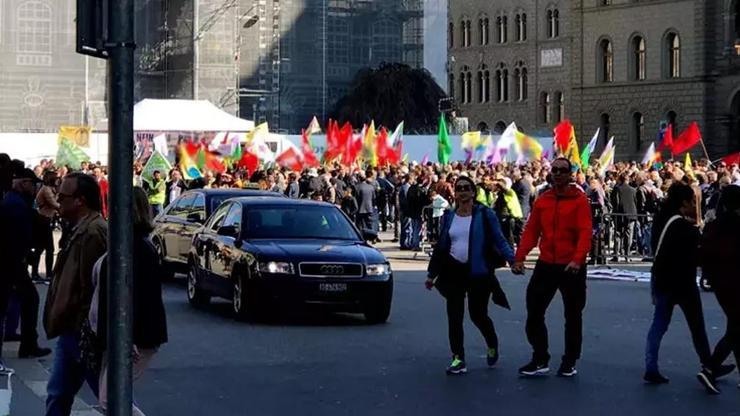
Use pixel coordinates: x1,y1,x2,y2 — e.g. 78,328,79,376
448,214,472,263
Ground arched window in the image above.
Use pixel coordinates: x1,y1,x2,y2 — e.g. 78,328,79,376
598,39,614,83
479,17,489,45
494,121,507,134
515,62,528,101
477,122,490,134
448,22,454,49
667,110,678,132
547,10,553,39
556,92,565,123
633,112,645,152
460,20,466,47
448,73,455,99
466,72,472,104
632,36,646,81
477,71,484,103
17,1,52,54
496,64,508,102
483,70,490,102
547,9,560,39
520,13,527,41
521,67,528,100
459,70,466,103
599,113,611,144
496,15,508,44
666,32,680,78
541,92,551,124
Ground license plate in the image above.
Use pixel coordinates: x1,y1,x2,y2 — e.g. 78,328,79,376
319,283,348,292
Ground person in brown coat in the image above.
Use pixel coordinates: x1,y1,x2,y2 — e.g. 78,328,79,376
43,172,107,415
32,170,60,280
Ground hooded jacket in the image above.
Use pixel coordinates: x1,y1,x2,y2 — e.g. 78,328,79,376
515,184,592,265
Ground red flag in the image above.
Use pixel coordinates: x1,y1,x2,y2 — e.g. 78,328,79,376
237,149,259,175
672,122,702,155
276,147,304,172
323,120,343,162
338,122,354,165
721,152,740,166
184,139,201,157
553,120,574,153
301,129,320,167
375,127,391,166
657,124,674,153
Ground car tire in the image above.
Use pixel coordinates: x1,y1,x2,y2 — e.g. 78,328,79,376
364,297,392,324
232,276,258,321
153,239,175,281
187,263,210,308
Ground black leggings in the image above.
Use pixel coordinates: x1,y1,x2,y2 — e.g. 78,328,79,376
443,259,498,361
711,281,740,370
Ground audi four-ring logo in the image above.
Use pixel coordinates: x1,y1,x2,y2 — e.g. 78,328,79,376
320,265,345,275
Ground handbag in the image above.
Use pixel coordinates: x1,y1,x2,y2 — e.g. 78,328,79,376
79,319,103,374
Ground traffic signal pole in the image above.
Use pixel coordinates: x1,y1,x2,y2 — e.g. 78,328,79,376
106,0,135,414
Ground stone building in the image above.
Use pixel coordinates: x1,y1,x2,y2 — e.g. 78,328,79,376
449,0,740,159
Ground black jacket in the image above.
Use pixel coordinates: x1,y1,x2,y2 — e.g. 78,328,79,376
356,182,376,214
98,231,168,349
407,184,430,220
651,216,700,295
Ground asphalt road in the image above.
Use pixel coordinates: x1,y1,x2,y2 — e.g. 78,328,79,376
8,270,740,415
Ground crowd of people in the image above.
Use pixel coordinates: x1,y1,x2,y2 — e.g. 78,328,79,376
0,148,738,415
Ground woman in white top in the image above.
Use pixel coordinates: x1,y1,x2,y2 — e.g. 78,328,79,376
426,176,517,375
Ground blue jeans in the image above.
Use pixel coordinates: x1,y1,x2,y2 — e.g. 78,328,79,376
400,216,412,249
410,218,423,249
645,290,712,374
46,333,100,416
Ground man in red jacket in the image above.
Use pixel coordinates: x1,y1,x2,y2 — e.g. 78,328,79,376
512,157,592,378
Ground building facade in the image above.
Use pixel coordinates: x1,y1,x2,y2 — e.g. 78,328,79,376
449,0,740,159
238,0,426,133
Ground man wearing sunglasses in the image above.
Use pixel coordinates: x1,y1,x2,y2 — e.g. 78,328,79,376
513,157,592,378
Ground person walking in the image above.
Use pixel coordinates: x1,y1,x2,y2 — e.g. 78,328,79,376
644,182,733,393
0,169,52,365
611,173,638,262
32,170,60,280
43,172,107,415
87,187,168,415
407,175,430,251
165,168,187,207
512,158,592,377
355,172,377,242
398,174,413,250
426,175,517,375
699,185,740,391
340,188,358,223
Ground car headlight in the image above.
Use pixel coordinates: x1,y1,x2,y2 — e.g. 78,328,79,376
366,264,391,276
258,261,294,275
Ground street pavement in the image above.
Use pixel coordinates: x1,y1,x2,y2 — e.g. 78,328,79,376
7,267,740,415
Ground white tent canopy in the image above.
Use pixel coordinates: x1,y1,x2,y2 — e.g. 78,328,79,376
134,99,254,132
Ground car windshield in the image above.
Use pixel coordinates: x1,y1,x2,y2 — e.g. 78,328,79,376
244,205,360,240
210,195,233,213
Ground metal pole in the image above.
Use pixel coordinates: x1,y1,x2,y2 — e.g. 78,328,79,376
84,55,90,125
193,0,200,100
322,0,326,121
106,0,135,412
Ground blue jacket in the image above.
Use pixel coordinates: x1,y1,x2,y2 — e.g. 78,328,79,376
428,203,515,279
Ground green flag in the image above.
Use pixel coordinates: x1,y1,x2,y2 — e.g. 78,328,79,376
437,115,452,164
56,137,90,169
141,150,172,184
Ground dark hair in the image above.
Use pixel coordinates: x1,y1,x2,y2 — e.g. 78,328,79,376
455,175,476,192
66,172,102,212
716,185,740,219
651,182,695,251
552,157,573,171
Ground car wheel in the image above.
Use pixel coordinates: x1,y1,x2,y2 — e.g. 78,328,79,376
232,277,257,321
187,263,210,307
364,297,392,324
154,239,175,280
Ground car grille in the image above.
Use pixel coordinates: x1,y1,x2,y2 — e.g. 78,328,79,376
298,263,363,278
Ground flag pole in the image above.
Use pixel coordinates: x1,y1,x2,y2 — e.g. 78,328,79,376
699,138,712,166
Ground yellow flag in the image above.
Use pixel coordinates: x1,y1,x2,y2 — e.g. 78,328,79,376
461,131,483,151
684,153,694,178
565,136,581,169
245,122,269,145
58,125,91,147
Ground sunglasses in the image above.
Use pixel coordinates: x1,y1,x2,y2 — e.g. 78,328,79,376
455,185,473,192
551,167,571,175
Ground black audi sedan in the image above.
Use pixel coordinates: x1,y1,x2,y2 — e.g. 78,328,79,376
152,188,283,278
186,197,393,323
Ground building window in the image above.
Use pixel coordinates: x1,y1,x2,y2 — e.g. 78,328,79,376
602,0,612,5
598,38,614,83
496,15,508,44
515,13,527,42
494,121,507,134
541,92,551,124
466,71,472,104
479,17,489,45
667,110,678,131
515,62,528,101
496,64,508,102
448,73,454,99
459,72,466,103
477,122,490,134
461,19,472,47
476,69,491,103
547,9,560,39
556,92,565,122
600,113,611,143
633,112,645,152
666,32,681,78
460,20,466,47
632,36,646,81
17,1,52,54
448,22,454,49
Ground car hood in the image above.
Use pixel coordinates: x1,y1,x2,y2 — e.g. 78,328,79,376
245,239,387,264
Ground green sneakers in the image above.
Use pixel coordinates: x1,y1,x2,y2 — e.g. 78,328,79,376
446,356,467,375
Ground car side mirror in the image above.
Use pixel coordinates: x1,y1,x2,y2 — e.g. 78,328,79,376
187,212,204,224
218,225,239,238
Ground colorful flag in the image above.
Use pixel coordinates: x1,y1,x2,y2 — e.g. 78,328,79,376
721,152,740,166
247,134,276,164
564,136,582,169
672,122,702,155
515,131,544,163
597,137,615,177
276,146,304,172
301,129,320,167
323,119,341,162
237,149,260,175
437,115,452,164
362,121,378,166
641,142,657,166
245,122,269,144
141,150,172,184
389,121,404,164
376,127,392,166
421,153,430,165
56,138,91,169
580,128,599,168
178,145,202,180
684,152,695,178
657,124,674,153
307,116,322,135
153,133,169,156
553,120,575,154
58,125,91,147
